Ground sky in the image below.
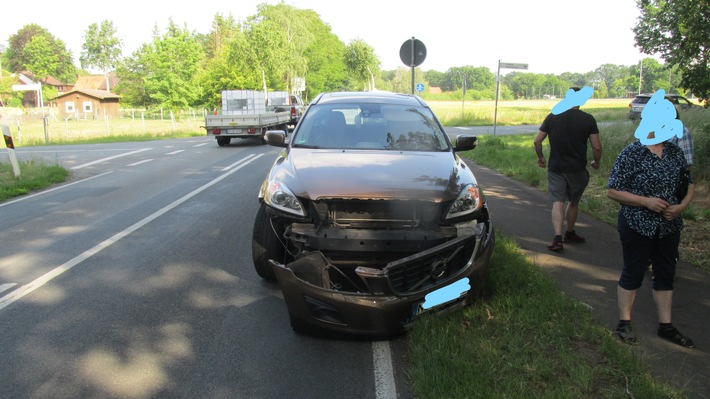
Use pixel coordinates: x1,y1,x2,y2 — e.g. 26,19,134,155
2,0,656,76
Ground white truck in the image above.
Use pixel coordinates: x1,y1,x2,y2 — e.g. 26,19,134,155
204,90,291,146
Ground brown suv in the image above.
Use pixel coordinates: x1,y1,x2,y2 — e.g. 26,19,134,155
251,91,495,338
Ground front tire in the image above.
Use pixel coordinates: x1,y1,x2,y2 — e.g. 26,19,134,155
252,203,287,281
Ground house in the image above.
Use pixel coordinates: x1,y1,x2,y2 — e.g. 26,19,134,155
49,73,122,119
16,72,72,108
52,89,121,119
74,73,119,91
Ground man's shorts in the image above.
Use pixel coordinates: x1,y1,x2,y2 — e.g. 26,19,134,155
547,170,589,205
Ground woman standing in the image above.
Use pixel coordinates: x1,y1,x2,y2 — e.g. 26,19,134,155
606,134,695,348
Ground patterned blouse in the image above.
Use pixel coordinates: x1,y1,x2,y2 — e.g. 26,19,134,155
607,140,693,238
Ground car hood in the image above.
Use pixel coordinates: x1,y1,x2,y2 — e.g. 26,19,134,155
270,149,474,202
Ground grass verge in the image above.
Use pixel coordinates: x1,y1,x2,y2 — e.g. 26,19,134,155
407,235,686,398
461,109,710,271
0,160,69,202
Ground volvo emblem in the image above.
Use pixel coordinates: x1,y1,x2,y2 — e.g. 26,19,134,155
429,246,464,279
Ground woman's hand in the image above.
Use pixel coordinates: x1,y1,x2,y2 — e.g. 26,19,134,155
644,197,670,213
662,205,684,221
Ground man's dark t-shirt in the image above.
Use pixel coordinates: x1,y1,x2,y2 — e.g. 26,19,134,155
539,108,599,173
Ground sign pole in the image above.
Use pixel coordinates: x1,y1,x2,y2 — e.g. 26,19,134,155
494,60,501,137
410,38,415,94
399,37,426,95
493,61,528,138
13,83,49,143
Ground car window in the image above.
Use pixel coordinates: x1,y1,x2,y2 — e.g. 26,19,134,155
292,103,449,151
633,96,650,105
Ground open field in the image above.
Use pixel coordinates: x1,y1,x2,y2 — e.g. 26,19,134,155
0,109,207,146
430,98,631,126
0,99,633,145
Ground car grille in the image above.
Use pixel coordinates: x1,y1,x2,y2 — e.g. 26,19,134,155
384,235,476,295
328,200,442,228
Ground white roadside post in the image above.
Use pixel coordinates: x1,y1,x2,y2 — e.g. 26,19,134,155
2,121,21,177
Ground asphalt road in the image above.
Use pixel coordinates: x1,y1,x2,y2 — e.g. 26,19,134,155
0,137,413,399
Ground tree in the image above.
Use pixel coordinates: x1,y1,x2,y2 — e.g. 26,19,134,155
199,13,240,60
6,24,76,83
196,16,258,107
630,57,667,93
424,70,446,89
80,20,123,91
300,9,350,97
633,0,710,101
243,4,294,95
147,21,204,109
24,36,61,81
344,39,380,91
117,20,203,109
593,64,629,96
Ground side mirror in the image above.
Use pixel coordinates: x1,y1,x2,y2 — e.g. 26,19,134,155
265,130,288,147
453,135,477,152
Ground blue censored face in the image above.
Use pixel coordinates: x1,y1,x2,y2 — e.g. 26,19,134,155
634,89,684,145
551,86,594,115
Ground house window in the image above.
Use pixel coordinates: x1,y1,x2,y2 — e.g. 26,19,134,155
65,102,75,113
83,101,92,113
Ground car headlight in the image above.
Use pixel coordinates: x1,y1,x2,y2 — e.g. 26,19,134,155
264,180,305,217
446,183,482,220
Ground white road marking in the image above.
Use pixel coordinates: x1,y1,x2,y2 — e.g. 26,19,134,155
0,154,264,311
0,171,115,208
222,154,256,171
0,284,17,294
193,143,211,148
126,159,154,167
166,150,185,155
71,148,152,170
373,340,397,399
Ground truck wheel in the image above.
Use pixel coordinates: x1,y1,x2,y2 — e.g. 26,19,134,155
252,203,287,281
217,137,230,146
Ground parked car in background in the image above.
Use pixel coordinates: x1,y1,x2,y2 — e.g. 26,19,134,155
252,91,495,338
273,94,307,129
627,93,696,120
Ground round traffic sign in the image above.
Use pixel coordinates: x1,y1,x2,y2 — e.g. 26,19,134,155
399,38,427,67
416,83,425,92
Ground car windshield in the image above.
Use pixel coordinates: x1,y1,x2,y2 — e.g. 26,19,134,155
291,103,450,151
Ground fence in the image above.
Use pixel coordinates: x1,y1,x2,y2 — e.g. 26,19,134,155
0,107,210,145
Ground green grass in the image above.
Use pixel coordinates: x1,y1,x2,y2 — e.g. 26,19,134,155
429,98,630,126
1,99,704,398
462,106,710,270
0,159,69,202
408,235,686,398
2,117,204,146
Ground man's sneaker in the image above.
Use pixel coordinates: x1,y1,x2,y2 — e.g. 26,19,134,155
563,231,586,243
658,327,694,348
616,322,639,345
547,241,563,252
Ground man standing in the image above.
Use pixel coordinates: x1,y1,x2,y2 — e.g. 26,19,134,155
534,87,602,252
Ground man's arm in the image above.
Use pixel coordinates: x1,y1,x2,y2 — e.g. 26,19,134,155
533,130,547,168
589,133,602,169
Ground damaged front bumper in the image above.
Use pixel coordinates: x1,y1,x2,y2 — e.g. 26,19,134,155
269,221,495,338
